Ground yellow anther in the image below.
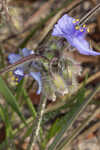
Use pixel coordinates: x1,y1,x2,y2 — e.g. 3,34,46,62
15,82,18,85
75,26,79,30
87,28,89,32
73,19,79,24
11,76,15,81
73,20,77,23
15,78,18,81
76,19,79,22
83,24,86,28
80,29,84,32
9,71,13,76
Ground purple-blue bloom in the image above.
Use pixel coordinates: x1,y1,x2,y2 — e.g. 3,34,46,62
8,48,42,95
52,14,100,56
8,54,21,64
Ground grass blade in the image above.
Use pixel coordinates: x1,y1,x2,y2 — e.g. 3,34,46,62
0,76,27,125
57,108,100,150
48,86,100,150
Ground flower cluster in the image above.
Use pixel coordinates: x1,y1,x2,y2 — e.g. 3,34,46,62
52,14,100,56
8,48,42,95
8,48,82,100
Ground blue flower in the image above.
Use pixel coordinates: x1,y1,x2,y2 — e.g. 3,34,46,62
8,53,21,64
8,48,42,95
52,14,100,56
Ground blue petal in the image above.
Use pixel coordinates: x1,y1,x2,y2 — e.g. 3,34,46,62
52,24,64,37
77,35,90,48
64,34,74,46
22,48,34,57
73,37,100,56
8,53,21,64
52,14,75,37
12,68,24,83
14,68,24,76
30,72,42,95
17,76,24,82
57,14,75,34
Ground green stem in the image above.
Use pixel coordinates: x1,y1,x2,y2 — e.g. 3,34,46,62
27,94,47,150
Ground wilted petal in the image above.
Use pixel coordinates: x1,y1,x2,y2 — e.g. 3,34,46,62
30,72,42,95
53,74,68,95
8,53,21,64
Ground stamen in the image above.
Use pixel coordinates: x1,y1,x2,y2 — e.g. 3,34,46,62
83,24,86,28
87,28,89,32
15,82,18,85
75,26,80,30
76,19,79,22
80,29,84,32
11,76,15,81
15,78,18,81
9,71,13,76
73,20,77,23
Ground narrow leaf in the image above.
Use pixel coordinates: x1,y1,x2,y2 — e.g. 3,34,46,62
0,76,27,125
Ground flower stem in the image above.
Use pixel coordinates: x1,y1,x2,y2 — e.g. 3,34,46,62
26,94,47,150
79,3,100,26
0,54,49,75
